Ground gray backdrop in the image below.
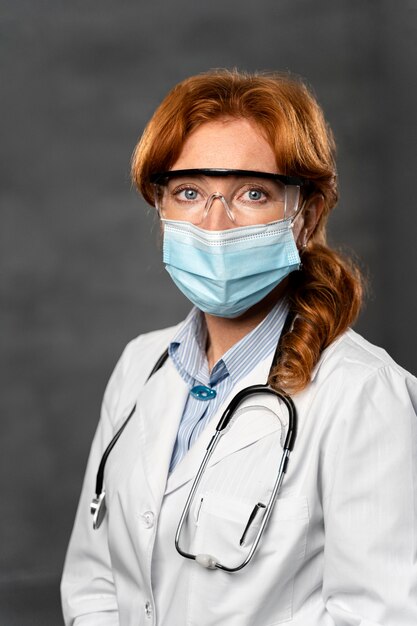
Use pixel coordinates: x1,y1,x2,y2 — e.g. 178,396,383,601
1,1,416,624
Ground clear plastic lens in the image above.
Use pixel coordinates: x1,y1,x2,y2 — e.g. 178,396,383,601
154,175,300,226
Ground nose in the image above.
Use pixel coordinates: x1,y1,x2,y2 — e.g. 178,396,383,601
200,193,236,231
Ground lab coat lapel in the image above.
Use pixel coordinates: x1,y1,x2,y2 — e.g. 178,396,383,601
165,352,287,495
135,358,189,507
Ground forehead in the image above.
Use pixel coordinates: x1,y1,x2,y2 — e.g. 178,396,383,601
171,118,279,173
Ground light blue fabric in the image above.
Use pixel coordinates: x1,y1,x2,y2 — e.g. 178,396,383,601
162,218,300,318
168,299,289,471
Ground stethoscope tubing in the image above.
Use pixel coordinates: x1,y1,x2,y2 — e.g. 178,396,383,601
91,349,169,529
174,384,297,572
90,312,298,571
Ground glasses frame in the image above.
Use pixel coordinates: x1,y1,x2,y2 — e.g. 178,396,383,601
149,168,308,187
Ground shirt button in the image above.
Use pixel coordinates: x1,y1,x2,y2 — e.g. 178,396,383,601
142,511,155,529
144,600,153,618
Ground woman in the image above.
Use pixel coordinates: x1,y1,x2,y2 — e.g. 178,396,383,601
61,70,417,625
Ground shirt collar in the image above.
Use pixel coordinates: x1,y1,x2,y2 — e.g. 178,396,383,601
169,308,209,385
169,298,289,388
221,298,289,384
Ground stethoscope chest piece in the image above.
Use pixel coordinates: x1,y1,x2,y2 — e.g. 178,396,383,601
195,554,218,569
91,491,106,530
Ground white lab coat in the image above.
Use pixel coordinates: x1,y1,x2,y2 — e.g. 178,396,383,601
61,325,417,626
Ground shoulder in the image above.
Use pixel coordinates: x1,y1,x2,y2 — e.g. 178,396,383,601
121,324,180,374
102,323,181,423
314,328,416,387
300,330,417,495
309,328,417,426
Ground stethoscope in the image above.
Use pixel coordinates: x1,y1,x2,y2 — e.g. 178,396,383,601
91,315,297,573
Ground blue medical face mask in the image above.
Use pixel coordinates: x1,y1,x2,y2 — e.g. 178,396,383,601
162,218,301,318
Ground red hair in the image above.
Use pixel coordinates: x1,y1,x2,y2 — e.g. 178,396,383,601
131,69,363,394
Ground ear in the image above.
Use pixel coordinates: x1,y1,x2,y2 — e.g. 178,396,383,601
296,194,325,248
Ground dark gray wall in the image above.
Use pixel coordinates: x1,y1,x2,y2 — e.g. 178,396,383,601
1,1,416,623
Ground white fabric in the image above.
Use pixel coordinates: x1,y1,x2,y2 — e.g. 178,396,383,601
61,325,417,626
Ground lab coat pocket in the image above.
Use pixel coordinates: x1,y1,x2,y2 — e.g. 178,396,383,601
187,492,309,626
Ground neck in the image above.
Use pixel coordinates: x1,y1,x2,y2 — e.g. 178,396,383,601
204,281,288,370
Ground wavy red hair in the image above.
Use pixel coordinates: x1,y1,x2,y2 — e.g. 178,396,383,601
131,69,363,394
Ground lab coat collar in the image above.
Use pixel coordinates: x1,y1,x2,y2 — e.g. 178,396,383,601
133,329,328,505
135,358,189,509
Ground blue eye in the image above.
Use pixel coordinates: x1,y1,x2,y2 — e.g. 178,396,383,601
248,189,263,201
173,187,200,202
184,189,198,200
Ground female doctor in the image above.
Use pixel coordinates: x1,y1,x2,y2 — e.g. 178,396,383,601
61,70,417,626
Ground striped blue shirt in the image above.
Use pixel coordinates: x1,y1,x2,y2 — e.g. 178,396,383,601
168,299,289,471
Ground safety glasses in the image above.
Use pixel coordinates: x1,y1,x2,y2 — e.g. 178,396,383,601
150,169,309,226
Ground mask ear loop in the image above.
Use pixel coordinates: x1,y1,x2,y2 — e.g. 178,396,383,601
289,192,309,271
295,190,325,249
300,230,309,249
